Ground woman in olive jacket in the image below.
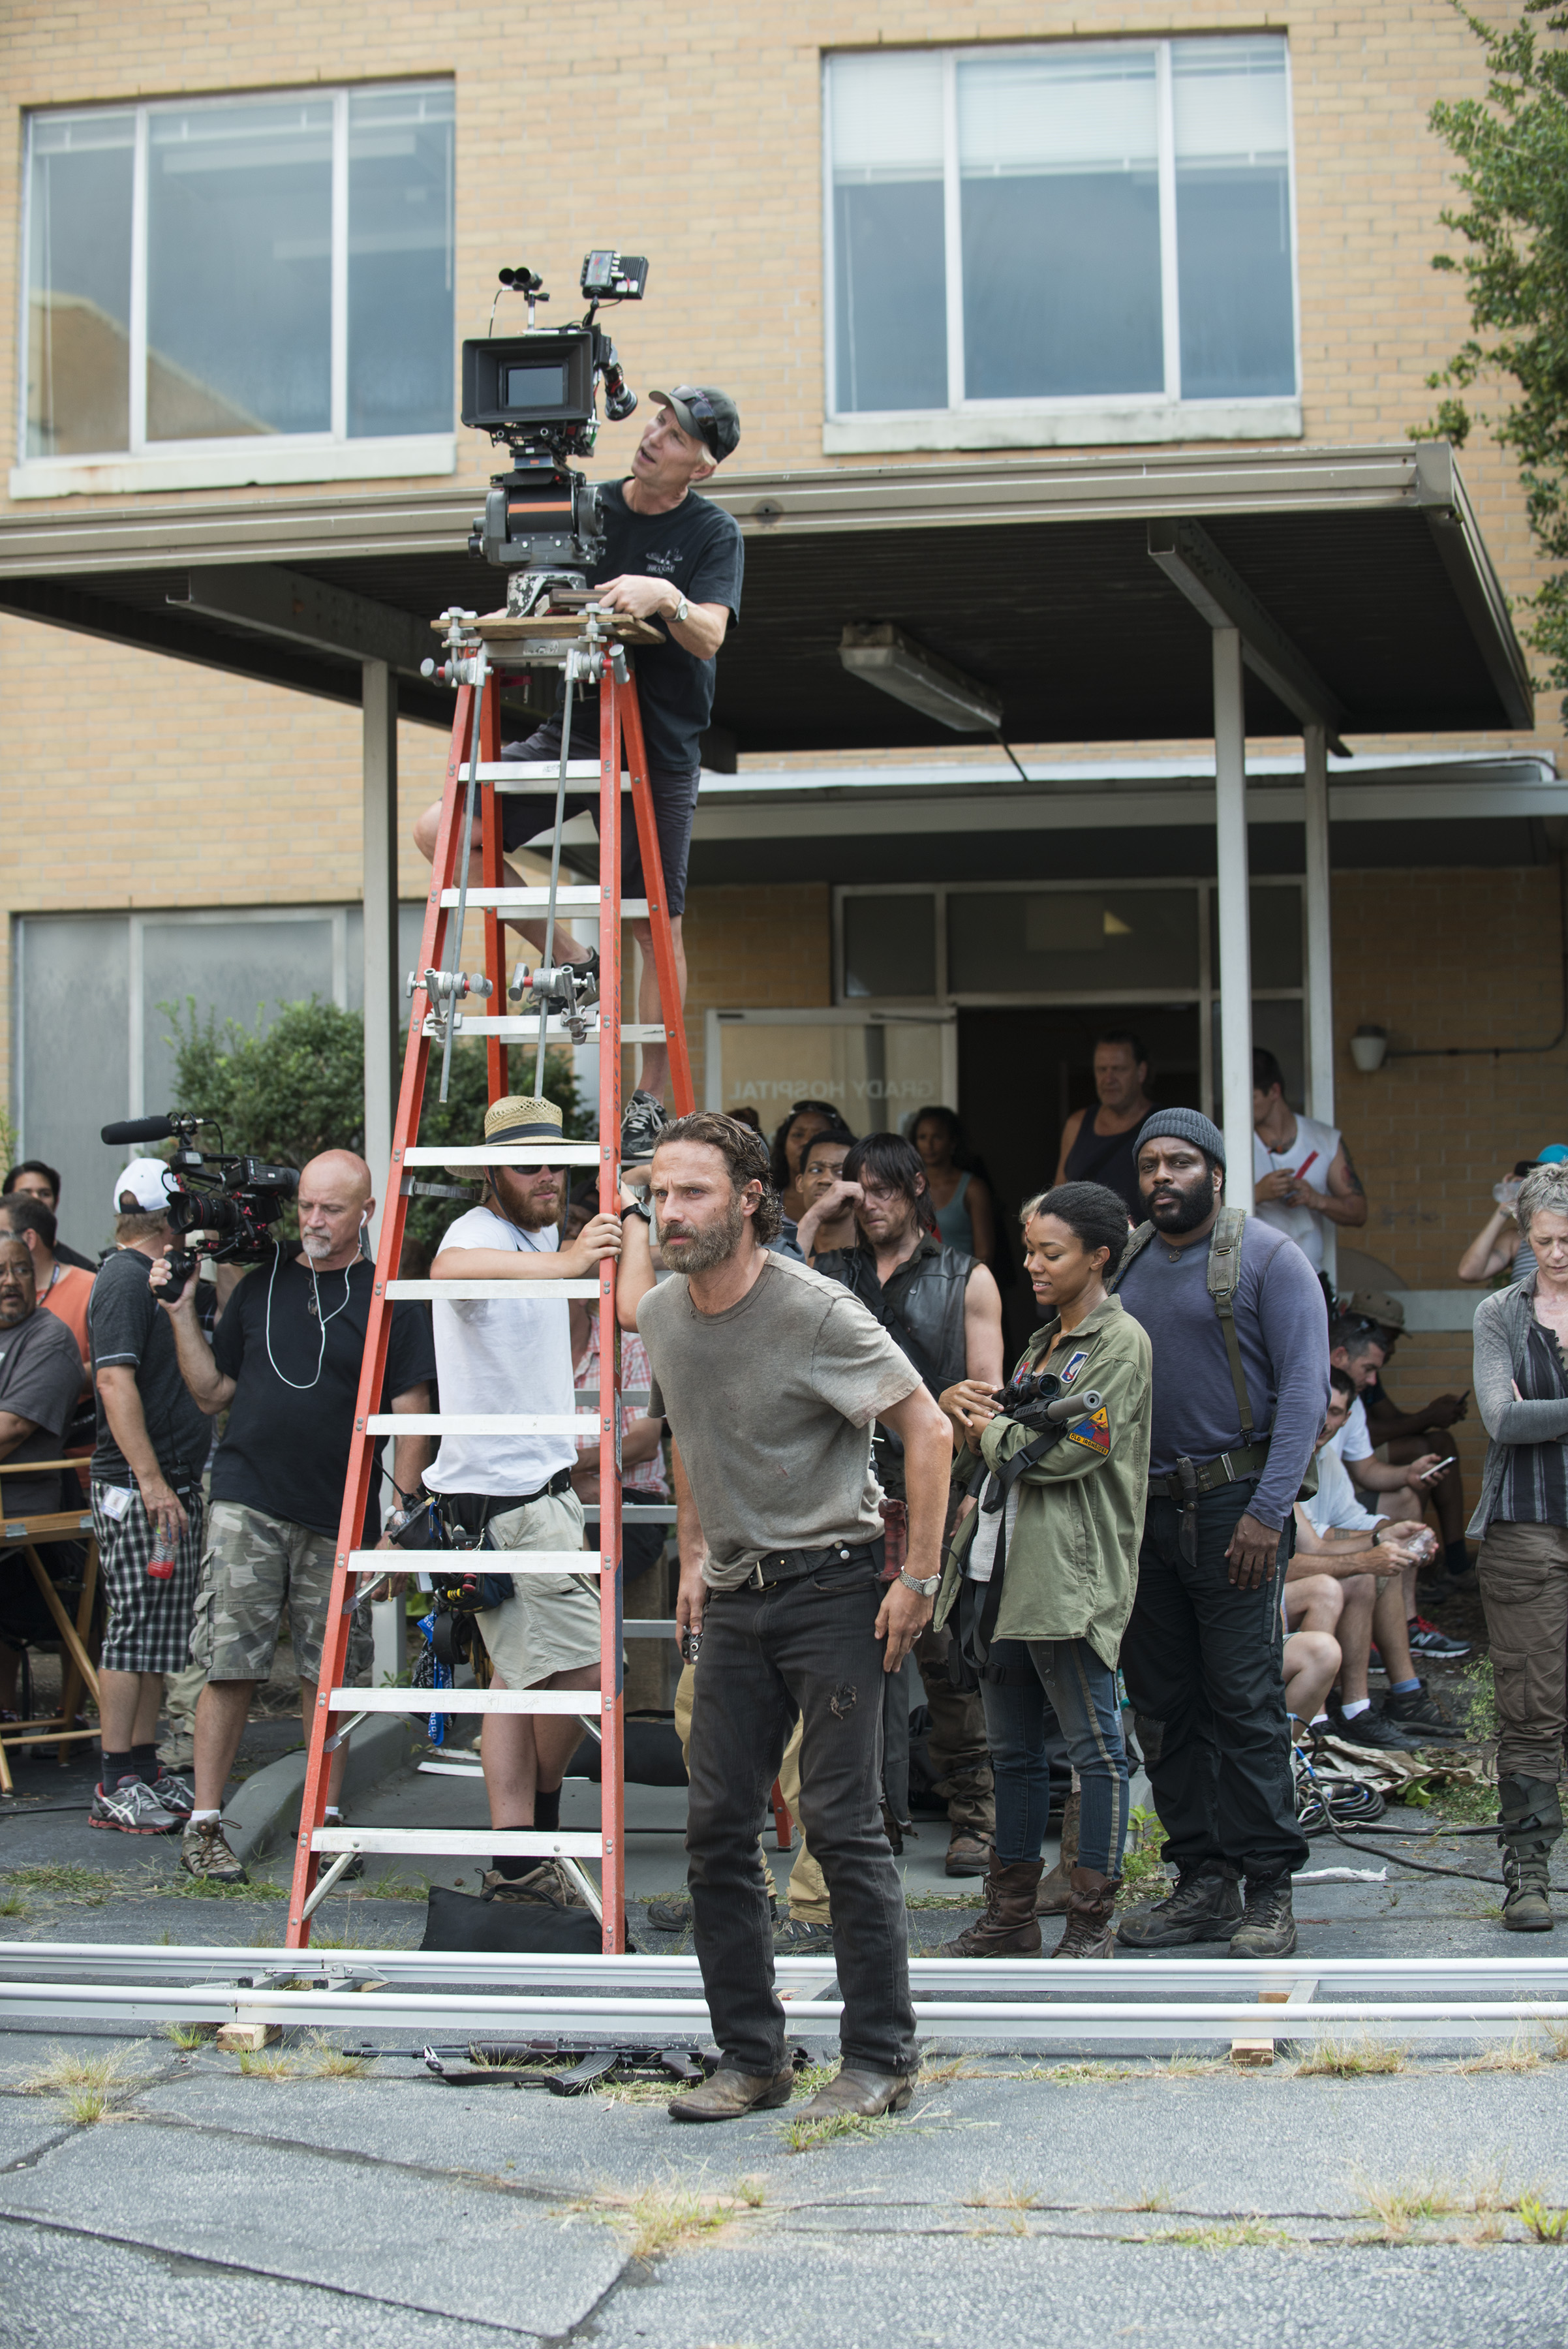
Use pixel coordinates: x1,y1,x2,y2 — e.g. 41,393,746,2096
932,1182,1152,1959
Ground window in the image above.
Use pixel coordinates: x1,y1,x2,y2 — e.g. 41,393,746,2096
824,38,1299,453
18,83,455,497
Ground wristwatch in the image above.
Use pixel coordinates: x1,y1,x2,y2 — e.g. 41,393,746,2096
621,1198,653,1225
671,594,690,626
899,1569,941,1598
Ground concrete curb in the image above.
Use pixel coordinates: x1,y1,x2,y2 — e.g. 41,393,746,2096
226,1715,422,1867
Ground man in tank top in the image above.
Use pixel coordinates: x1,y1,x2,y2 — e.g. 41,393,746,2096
1250,1047,1366,1278
1054,1032,1154,1220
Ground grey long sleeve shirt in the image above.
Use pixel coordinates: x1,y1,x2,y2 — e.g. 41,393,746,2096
1115,1215,1329,1531
1469,1269,1568,1537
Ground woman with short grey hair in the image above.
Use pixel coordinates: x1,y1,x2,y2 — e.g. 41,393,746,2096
1470,1160,1568,1929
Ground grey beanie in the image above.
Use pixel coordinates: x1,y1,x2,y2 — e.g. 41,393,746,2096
1133,1108,1226,1169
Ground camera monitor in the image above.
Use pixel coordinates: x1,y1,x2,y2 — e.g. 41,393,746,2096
461,328,596,433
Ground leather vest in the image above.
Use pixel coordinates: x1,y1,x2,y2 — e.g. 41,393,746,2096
820,1238,974,1486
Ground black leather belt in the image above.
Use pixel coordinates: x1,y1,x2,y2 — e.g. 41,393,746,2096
752,1539,880,1588
1148,1439,1270,1501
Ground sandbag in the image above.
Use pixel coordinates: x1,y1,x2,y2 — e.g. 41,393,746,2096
420,1885,605,1954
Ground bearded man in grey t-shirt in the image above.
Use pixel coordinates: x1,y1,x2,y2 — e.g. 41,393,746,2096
638,1113,951,2126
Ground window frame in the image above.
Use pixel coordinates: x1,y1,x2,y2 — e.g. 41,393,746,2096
820,37,1303,455
14,82,456,500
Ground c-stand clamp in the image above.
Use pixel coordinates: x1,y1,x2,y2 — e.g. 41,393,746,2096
420,609,485,689
508,952,599,1043
412,966,495,1045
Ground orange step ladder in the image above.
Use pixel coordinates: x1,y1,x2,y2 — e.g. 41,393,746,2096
286,604,693,1954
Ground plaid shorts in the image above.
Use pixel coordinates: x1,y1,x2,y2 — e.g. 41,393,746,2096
190,1500,371,1687
92,1482,204,1676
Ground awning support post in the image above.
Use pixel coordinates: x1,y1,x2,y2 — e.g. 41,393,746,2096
1213,627,1254,1212
1302,719,1336,1286
362,658,399,1244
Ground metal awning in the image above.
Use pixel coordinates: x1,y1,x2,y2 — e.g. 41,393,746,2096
0,439,1531,750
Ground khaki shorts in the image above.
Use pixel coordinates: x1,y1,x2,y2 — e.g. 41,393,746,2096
475,1488,601,1689
191,1499,371,1687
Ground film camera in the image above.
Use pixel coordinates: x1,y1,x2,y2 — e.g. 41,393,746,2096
99,1111,299,1302
460,249,649,616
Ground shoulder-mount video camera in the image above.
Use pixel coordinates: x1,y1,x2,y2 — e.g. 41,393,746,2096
459,249,649,616
100,1111,299,1302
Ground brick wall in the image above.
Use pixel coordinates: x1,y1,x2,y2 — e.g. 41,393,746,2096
681,883,834,1105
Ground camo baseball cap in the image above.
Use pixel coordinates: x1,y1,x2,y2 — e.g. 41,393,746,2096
1340,1288,1406,1332
649,386,741,461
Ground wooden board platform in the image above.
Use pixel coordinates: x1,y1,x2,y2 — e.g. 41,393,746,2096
440,610,664,647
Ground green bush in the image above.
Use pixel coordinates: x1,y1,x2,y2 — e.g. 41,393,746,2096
161,996,587,1250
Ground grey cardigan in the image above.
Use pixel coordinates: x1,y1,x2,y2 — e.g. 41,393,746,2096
1469,1268,1568,1537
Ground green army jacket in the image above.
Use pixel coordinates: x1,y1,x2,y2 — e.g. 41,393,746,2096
934,1293,1152,1670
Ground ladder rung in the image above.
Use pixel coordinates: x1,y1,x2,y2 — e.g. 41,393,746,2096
584,1505,675,1522
438,888,649,916
577,1392,651,1406
348,1551,600,1575
623,1620,678,1639
330,1688,606,1715
313,1828,603,1857
399,1146,602,1167
463,761,605,784
437,1019,668,1043
363,1414,596,1435
383,1282,601,1301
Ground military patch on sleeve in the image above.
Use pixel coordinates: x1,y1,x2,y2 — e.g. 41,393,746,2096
1058,1349,1090,1387
1066,1406,1111,1454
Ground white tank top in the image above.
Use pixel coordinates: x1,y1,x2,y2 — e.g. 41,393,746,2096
1252,1111,1340,1274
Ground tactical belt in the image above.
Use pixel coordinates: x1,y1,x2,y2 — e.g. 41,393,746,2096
1147,1439,1270,1500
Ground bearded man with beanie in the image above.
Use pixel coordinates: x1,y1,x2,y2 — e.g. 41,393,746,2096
1112,1108,1327,1959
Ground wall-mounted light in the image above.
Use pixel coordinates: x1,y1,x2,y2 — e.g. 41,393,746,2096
1350,1024,1388,1073
839,622,1002,733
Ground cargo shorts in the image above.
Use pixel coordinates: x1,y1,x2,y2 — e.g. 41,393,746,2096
474,1488,602,1689
191,1500,372,1688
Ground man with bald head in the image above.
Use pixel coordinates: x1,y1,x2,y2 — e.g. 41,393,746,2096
154,1150,436,1881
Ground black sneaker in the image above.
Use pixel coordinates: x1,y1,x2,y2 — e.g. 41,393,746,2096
1326,1700,1428,1752
773,1916,834,1955
1407,1616,1471,1661
621,1088,669,1168
1231,1875,1297,1959
1381,1680,1466,1743
1116,1866,1243,1950
645,1893,692,1931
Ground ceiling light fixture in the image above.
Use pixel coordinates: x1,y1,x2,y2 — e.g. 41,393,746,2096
838,622,1003,733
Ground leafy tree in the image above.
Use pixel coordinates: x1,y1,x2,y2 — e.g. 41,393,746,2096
1417,0,1568,713
161,997,585,1249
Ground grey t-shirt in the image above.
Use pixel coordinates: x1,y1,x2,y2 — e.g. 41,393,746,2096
638,1250,920,1588
0,1308,89,1518
87,1247,211,1488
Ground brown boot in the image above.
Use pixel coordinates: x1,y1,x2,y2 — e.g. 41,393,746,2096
1036,1789,1080,1915
1051,1866,1120,1959
936,1852,1043,1957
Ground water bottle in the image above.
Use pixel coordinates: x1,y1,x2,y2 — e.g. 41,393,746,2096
147,1512,177,1582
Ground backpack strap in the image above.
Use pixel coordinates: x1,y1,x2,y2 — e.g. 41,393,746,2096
1107,1220,1156,1294
1206,1206,1253,1440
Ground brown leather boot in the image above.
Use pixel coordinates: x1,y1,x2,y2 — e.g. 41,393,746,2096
936,1853,1043,1957
1051,1866,1120,1959
1036,1789,1080,1914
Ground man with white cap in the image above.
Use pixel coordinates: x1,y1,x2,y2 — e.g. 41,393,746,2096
412,384,744,1144
85,1158,214,1833
426,1096,626,1907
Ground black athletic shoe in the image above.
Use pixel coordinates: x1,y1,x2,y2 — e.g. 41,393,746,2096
1381,1679,1466,1743
1326,1700,1428,1753
645,1893,692,1931
1407,1616,1471,1662
1231,1876,1297,1959
1116,1866,1243,1950
621,1088,669,1168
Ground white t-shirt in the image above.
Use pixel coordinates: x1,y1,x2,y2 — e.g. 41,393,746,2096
1326,1393,1372,1465
1253,1111,1341,1274
425,1205,577,1498
1302,1440,1381,1541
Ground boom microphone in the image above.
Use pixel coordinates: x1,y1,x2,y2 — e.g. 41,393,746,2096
100,1114,179,1146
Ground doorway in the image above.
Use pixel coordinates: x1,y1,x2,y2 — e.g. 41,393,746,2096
957,1004,1203,1355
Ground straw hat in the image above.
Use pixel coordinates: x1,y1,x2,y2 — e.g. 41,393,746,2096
484,1096,564,1148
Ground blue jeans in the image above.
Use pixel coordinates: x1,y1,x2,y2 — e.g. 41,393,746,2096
980,1638,1130,1877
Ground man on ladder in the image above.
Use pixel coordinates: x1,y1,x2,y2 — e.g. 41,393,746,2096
412,384,743,1136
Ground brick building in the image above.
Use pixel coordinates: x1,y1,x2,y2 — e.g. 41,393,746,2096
0,0,1562,1502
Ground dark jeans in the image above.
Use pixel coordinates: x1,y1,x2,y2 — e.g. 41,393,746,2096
685,1559,918,2078
981,1638,1130,1876
1118,1478,1308,1885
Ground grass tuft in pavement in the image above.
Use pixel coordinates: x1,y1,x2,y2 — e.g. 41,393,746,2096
237,2047,300,2080
4,1864,117,1903
25,2044,147,2117
1454,2033,1542,2074
160,2022,215,2050
1293,2034,1408,2079
1152,2219,1290,2250
301,2033,373,2077
1518,2193,1568,2243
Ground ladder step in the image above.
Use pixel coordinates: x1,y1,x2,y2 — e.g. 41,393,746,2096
330,1688,606,1715
363,1414,596,1436
437,1019,668,1043
623,1621,678,1639
438,887,649,915
584,1505,675,1522
463,760,606,784
348,1550,601,1574
399,1146,602,1167
313,1828,603,1858
384,1282,602,1300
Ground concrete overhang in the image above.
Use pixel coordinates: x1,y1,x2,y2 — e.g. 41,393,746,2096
0,440,1533,752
